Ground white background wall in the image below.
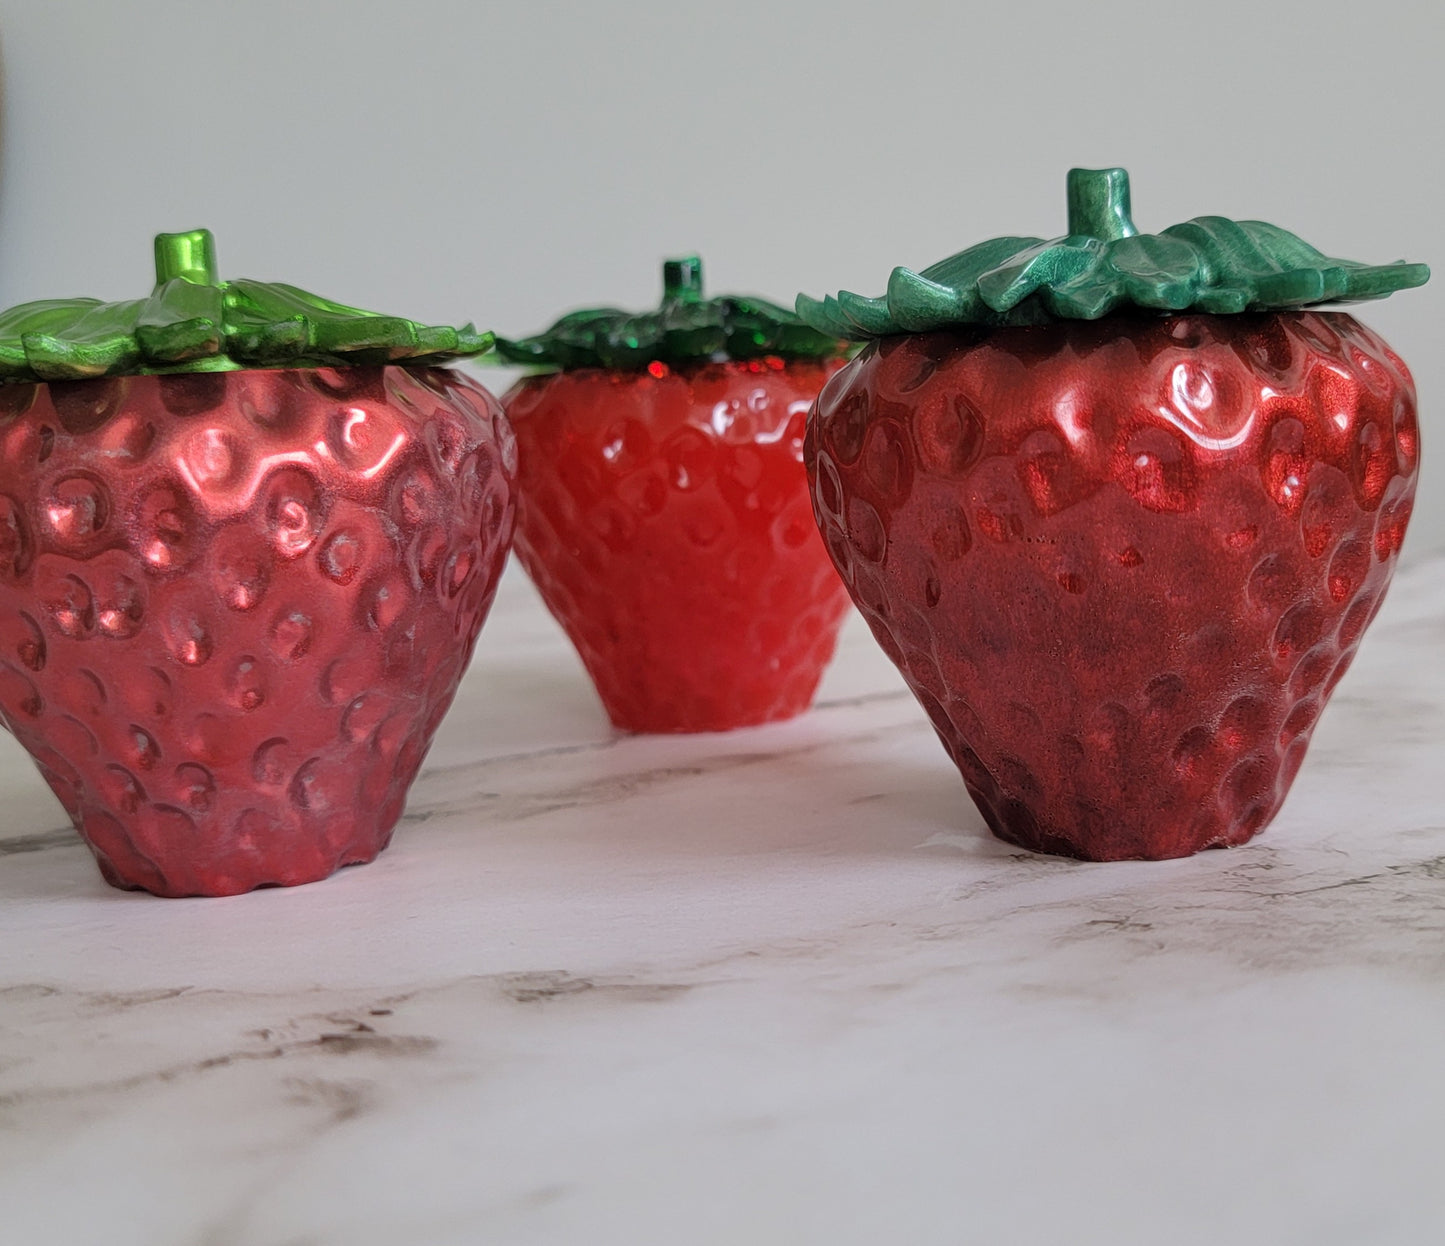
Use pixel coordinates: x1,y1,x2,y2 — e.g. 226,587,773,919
0,0,1441,557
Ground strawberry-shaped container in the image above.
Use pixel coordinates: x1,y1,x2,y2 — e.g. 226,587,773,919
0,230,515,896
798,169,1428,861
496,258,851,733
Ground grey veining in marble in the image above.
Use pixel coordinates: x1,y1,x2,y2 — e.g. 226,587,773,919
1,555,1442,1246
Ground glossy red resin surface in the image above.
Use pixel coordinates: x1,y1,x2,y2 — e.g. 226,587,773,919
808,312,1419,860
506,359,851,732
0,366,516,896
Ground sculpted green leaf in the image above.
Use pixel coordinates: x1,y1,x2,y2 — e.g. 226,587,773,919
797,168,1430,338
0,230,494,383
496,256,844,370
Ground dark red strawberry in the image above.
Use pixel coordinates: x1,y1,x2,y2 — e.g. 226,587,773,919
0,231,513,895
497,258,851,733
798,169,1427,860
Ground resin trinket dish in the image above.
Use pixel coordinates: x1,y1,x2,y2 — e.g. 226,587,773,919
498,257,852,733
0,230,515,896
798,169,1427,860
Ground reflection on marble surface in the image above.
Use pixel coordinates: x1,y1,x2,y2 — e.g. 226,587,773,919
1,556,1443,1246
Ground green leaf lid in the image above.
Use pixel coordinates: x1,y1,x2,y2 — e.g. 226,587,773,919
797,168,1430,338
0,229,494,383
495,256,844,370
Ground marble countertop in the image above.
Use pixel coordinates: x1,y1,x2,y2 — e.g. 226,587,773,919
1,552,1442,1246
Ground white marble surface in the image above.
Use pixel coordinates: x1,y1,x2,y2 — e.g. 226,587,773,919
1,552,1443,1246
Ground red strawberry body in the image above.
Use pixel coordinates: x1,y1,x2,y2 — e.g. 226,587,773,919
0,365,515,896
505,358,851,732
807,311,1418,860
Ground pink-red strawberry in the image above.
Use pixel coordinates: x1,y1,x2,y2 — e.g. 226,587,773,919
799,169,1427,860
0,232,512,895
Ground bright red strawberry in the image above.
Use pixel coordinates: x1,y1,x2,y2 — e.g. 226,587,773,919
0,232,513,896
799,169,1427,860
498,258,851,733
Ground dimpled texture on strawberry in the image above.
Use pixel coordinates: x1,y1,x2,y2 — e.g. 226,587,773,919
506,359,852,732
807,312,1419,860
0,366,516,896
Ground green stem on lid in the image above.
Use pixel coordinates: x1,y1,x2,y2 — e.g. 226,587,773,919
1066,168,1138,242
663,256,704,303
797,166,1430,340
0,228,493,382
493,253,842,370
153,229,219,288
